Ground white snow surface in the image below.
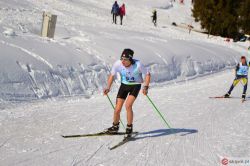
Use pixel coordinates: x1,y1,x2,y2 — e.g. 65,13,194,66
0,0,248,101
0,71,250,166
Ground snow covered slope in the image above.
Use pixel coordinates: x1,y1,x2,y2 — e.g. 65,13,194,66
0,0,246,101
0,70,249,166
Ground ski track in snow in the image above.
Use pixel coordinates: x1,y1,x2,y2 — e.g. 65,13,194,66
0,40,53,69
0,137,11,149
0,70,249,166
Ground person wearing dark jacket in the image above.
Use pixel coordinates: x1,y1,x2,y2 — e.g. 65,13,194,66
151,9,157,26
111,1,120,24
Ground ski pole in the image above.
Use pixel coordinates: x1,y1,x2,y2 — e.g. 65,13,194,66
106,94,126,129
146,95,172,129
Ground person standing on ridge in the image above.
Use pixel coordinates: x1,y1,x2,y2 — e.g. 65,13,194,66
111,1,120,24
151,9,157,27
103,49,151,138
224,56,250,101
119,3,126,25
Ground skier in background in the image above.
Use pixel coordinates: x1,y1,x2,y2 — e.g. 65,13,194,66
151,9,157,27
103,49,151,138
111,1,120,24
224,56,250,101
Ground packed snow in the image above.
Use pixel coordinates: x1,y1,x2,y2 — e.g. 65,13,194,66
1,71,250,166
0,0,248,101
0,0,250,166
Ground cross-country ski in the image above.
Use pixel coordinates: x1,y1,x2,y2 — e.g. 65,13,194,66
109,132,139,150
62,131,138,138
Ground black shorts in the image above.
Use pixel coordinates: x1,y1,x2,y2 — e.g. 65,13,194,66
117,83,141,99
235,75,248,79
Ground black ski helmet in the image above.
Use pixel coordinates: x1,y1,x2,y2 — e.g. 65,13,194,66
241,56,246,59
121,48,134,64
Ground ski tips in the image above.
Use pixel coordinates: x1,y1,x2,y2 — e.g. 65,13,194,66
209,96,225,98
61,135,74,138
108,132,139,150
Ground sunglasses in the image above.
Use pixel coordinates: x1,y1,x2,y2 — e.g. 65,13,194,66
120,57,130,61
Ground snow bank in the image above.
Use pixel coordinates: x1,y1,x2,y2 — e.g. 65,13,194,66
0,0,244,101
3,28,16,37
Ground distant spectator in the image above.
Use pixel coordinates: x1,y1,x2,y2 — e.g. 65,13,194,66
151,9,157,27
188,24,193,34
111,1,120,24
172,22,177,26
119,3,126,25
225,38,231,42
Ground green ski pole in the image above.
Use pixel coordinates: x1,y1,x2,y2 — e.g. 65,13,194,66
146,95,172,129
106,94,126,129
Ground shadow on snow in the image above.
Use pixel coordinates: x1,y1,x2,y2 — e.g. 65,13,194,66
135,128,198,140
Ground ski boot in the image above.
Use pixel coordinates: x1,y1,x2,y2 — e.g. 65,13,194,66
224,93,230,98
124,124,133,138
242,94,246,102
106,122,119,134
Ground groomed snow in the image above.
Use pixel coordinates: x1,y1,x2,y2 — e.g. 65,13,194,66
0,70,249,166
0,0,248,101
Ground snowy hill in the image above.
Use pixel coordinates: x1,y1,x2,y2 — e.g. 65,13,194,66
0,0,246,101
